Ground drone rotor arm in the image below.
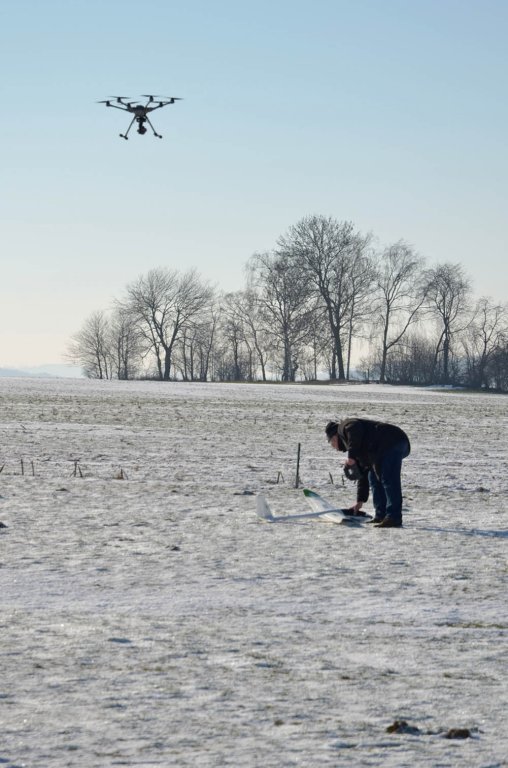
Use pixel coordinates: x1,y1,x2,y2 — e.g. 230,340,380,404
108,102,131,111
141,95,182,102
147,98,180,111
98,97,132,111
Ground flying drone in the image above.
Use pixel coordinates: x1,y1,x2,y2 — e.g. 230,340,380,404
97,94,182,140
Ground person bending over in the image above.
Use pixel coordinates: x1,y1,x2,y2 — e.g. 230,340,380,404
325,418,410,528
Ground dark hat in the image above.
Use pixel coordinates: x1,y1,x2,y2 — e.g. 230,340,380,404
325,421,339,439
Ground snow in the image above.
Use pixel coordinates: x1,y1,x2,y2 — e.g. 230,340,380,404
0,378,507,767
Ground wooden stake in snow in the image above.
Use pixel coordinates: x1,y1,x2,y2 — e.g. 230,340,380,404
295,443,301,488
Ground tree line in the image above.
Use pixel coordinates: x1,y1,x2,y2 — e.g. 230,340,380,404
67,215,508,390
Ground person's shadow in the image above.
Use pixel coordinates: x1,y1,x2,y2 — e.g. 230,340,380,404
418,524,508,539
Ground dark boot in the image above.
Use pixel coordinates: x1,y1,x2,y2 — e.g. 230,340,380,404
374,515,402,528
367,511,385,524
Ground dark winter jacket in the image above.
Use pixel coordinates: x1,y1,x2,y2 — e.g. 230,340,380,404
335,418,410,503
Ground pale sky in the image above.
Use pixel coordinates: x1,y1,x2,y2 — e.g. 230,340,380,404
1,0,507,367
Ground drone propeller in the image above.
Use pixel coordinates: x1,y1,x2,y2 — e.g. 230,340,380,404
141,94,182,101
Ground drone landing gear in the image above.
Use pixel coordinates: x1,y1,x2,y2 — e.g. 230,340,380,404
142,115,163,139
118,115,163,140
119,116,136,140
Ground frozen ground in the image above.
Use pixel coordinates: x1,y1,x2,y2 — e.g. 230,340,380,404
0,378,507,768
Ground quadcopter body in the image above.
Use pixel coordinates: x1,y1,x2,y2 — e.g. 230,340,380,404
98,95,181,140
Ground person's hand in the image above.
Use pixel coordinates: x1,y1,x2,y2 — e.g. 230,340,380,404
344,457,356,466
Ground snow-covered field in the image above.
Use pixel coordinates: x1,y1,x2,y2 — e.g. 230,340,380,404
1,377,507,768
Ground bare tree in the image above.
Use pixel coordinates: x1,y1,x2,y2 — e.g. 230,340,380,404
343,244,377,378
123,268,214,380
299,303,329,380
66,310,114,379
248,251,313,381
110,306,143,380
425,263,472,384
386,333,437,385
175,304,220,381
214,292,250,381
232,285,273,382
487,342,508,391
372,241,427,382
461,297,508,388
278,215,372,379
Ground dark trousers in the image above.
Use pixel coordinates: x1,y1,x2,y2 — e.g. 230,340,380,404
368,439,410,524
